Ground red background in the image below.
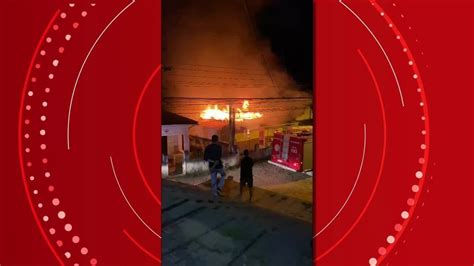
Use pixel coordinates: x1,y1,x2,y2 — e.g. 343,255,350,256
0,0,472,265
315,0,472,265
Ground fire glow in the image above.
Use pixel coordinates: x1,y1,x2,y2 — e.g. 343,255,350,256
200,100,263,121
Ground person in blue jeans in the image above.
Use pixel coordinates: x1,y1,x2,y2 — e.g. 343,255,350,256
204,135,226,198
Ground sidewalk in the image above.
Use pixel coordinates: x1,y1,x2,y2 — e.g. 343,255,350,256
169,161,311,188
162,180,313,266
198,178,312,223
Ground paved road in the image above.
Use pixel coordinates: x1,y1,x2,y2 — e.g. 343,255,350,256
162,180,313,266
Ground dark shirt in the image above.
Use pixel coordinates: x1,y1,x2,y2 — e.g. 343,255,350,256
240,156,254,179
204,143,223,169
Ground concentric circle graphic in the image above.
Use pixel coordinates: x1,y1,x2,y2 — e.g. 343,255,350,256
17,0,431,265
19,4,97,265
315,0,431,265
18,1,162,264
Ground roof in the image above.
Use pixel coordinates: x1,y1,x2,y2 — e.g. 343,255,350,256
162,111,198,125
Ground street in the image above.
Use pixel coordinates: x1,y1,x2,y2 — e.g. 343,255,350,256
162,180,312,266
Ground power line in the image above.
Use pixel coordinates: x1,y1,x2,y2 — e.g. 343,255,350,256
165,81,273,87
165,73,270,82
172,63,268,73
163,96,312,100
241,0,280,93
166,66,270,77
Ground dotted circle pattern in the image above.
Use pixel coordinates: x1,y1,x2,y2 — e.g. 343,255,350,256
21,3,98,265
368,1,430,265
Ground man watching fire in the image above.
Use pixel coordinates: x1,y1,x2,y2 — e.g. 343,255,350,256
204,135,226,198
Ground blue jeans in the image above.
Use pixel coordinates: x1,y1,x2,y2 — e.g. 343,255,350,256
210,168,226,196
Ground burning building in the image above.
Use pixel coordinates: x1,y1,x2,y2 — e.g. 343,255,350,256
162,0,313,175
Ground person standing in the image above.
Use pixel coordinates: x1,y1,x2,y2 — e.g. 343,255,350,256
204,135,226,198
239,149,254,202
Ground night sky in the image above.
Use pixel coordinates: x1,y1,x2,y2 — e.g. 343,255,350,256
255,0,313,93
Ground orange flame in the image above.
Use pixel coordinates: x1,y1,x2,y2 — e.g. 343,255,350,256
200,105,230,121
200,100,262,121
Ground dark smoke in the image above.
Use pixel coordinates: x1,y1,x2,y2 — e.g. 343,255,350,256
162,0,312,127
254,0,313,93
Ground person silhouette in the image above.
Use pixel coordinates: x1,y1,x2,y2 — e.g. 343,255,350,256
239,149,254,202
204,135,226,198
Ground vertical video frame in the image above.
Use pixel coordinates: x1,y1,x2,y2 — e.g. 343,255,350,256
161,0,313,265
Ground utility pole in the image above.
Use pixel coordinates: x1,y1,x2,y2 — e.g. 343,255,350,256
228,104,236,154
232,107,236,153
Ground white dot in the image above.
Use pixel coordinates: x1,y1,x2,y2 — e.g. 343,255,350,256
40,50,46,56
52,198,60,206
421,144,427,150
28,91,34,96
380,12,385,16
415,171,423,179
61,12,67,19
40,129,46,136
45,172,51,178
33,190,38,195
408,61,413,66
26,105,31,111
41,115,47,121
421,130,426,135
38,203,43,208
65,34,72,41
41,144,47,150
81,247,88,255
421,116,426,121
401,211,409,219
389,23,393,27
81,11,88,17
413,74,418,79
48,74,54,80
24,133,30,139
396,35,401,40
403,48,408,52
412,185,420,192
45,88,51,93
72,236,80,243
42,101,48,107
65,252,71,259
417,88,421,92
65,224,73,231
58,211,66,219
52,60,59,67
387,235,395,244
30,176,35,181
419,102,424,107
46,37,52,43
69,3,76,7
49,228,56,235
43,215,49,222
369,258,377,265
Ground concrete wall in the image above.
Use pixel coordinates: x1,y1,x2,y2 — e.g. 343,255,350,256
182,147,272,176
